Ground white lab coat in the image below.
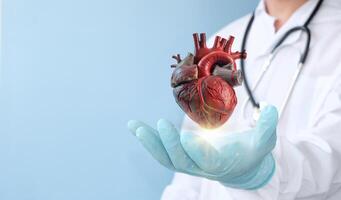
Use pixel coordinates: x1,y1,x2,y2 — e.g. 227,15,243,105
161,0,341,199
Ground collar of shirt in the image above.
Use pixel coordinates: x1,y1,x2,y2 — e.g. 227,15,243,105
252,0,319,57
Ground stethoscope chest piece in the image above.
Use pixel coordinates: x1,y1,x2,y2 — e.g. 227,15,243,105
251,101,268,126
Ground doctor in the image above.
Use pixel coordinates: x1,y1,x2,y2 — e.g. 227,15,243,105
128,0,341,199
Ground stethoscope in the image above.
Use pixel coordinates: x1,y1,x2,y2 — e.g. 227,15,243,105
240,0,324,124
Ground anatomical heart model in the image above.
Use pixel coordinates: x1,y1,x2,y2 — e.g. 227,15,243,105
171,33,247,129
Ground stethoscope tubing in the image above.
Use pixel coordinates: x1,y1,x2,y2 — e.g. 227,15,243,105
241,44,302,121
241,29,310,121
240,0,323,123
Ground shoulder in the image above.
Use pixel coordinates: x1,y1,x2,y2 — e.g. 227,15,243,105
309,2,341,76
312,0,341,26
215,14,252,38
207,13,253,47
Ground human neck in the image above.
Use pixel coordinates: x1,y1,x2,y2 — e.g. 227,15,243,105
264,0,308,31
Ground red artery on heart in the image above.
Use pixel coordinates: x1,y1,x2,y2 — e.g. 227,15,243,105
171,33,247,129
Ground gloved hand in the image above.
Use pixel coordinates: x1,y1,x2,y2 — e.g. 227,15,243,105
127,105,278,190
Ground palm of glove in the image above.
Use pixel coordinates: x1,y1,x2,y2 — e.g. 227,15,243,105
128,106,278,190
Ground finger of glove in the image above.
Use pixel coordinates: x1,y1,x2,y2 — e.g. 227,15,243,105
136,126,175,170
254,105,278,150
127,120,159,137
180,131,225,175
157,119,203,174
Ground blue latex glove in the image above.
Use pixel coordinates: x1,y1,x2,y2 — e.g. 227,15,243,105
127,105,278,190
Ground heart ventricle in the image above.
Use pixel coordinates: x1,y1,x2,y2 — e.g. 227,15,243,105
171,33,246,129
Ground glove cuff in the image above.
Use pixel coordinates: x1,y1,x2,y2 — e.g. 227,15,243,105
221,153,276,190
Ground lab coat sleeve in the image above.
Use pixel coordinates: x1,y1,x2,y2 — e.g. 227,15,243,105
161,172,202,200
265,76,341,199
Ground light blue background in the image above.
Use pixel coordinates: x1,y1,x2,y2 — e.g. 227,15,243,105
0,0,257,199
